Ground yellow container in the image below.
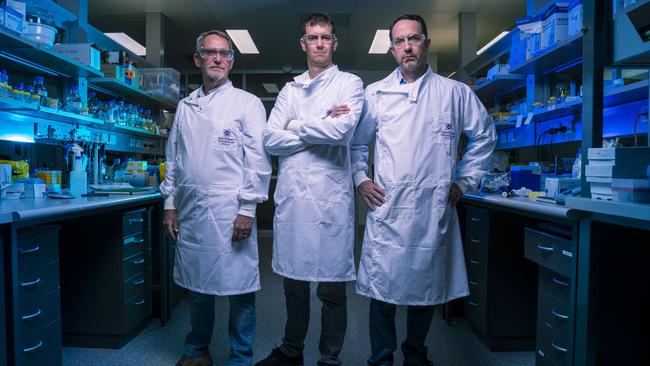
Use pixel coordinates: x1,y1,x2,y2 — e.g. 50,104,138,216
36,170,62,185
159,162,165,182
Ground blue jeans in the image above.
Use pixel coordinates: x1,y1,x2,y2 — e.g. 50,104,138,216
185,290,256,366
367,299,435,366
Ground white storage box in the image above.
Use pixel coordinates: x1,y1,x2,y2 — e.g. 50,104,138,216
588,147,650,162
53,43,101,70
140,68,180,97
487,64,510,80
2,5,24,34
611,178,650,203
541,3,569,50
585,164,648,178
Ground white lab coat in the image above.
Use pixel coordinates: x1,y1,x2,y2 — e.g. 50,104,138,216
263,65,364,282
351,68,496,305
160,81,272,295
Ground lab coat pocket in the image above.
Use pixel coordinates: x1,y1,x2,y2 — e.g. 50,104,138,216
374,183,417,220
430,112,456,157
305,165,344,202
210,121,241,152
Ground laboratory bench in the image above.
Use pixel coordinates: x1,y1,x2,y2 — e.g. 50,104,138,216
458,193,649,366
0,193,175,366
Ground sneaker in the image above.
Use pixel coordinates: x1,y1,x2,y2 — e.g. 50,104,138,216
176,351,213,366
255,347,304,366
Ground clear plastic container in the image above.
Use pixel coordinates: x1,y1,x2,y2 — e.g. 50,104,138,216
140,68,181,99
33,76,48,105
65,86,82,113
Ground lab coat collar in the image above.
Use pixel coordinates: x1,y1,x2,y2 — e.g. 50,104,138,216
378,66,433,103
292,64,339,89
185,80,233,106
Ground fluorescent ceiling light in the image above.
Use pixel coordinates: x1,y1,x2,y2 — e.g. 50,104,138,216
447,71,456,78
262,83,279,93
226,30,260,54
368,30,390,54
476,31,509,55
105,32,146,56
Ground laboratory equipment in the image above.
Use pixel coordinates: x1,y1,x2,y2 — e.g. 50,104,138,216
68,144,87,196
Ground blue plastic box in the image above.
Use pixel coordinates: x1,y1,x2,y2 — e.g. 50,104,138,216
510,166,541,190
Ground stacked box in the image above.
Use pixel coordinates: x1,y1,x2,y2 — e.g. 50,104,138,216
568,0,583,38
586,147,650,200
541,2,569,50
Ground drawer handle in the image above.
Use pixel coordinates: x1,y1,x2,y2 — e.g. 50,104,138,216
469,280,480,286
468,301,478,306
470,217,482,222
21,308,43,321
470,238,480,244
129,218,144,225
470,259,479,264
134,299,145,305
21,277,41,287
19,245,40,254
133,278,145,285
537,244,554,253
132,258,145,264
551,340,568,353
551,309,569,320
552,277,570,287
23,340,43,353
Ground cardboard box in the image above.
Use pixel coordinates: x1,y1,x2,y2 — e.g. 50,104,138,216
487,64,509,80
568,0,583,38
53,43,101,70
541,3,569,50
100,63,124,82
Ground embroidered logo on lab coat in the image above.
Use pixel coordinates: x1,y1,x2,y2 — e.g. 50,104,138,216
441,122,455,140
218,128,236,146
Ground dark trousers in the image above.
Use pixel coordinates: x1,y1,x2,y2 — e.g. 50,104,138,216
279,277,347,365
367,299,435,366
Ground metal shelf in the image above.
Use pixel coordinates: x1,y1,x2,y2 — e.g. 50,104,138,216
88,78,178,110
0,29,103,78
473,74,526,100
504,79,649,125
510,34,583,75
464,30,514,76
613,0,650,64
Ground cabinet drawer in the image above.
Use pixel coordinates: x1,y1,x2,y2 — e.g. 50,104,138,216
123,233,145,259
123,295,151,334
19,290,61,339
0,347,5,366
123,273,146,303
538,289,572,340
18,261,59,306
18,231,59,272
539,267,572,305
18,319,61,366
537,322,571,366
524,228,575,277
465,292,487,335
465,206,489,235
123,210,146,237
122,253,145,281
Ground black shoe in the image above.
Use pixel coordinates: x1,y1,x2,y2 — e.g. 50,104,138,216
255,347,304,366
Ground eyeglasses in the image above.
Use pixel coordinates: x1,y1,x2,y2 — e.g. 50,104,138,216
302,34,337,44
198,48,234,61
391,33,427,48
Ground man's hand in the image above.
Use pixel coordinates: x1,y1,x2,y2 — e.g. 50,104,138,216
232,214,254,242
448,183,463,205
328,104,350,118
358,181,386,210
163,209,179,241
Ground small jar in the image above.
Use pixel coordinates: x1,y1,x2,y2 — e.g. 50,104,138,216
30,93,41,105
80,106,89,116
46,97,59,110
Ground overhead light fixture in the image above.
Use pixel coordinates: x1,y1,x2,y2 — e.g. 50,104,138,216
226,30,260,54
368,29,390,54
476,31,509,55
447,71,457,78
262,83,279,93
105,32,146,56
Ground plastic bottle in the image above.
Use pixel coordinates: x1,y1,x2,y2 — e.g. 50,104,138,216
111,158,124,182
99,155,107,184
0,69,10,98
87,91,99,117
65,86,82,113
69,145,87,196
117,100,127,125
572,148,582,179
33,76,48,105
12,82,25,101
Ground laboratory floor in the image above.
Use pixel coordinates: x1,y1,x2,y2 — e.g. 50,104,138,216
62,231,534,366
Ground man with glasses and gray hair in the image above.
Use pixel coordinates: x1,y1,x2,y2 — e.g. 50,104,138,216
351,14,496,366
161,29,271,366
257,11,364,366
